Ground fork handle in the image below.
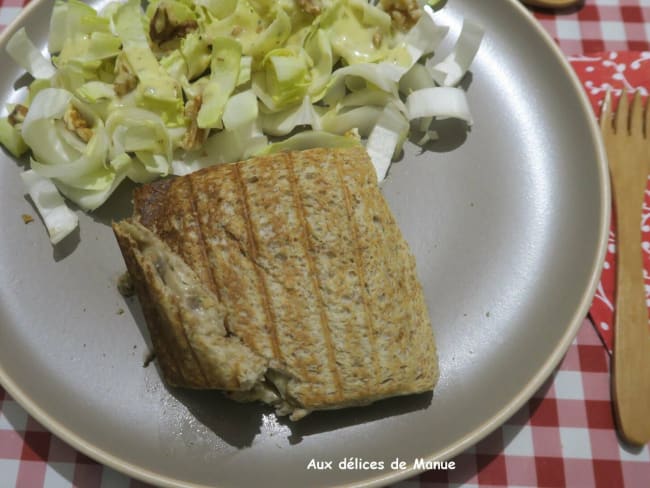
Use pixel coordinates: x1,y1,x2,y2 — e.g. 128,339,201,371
612,184,650,445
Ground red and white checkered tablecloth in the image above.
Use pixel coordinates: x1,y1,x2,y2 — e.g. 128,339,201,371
531,0,650,54
2,1,650,487
0,0,25,32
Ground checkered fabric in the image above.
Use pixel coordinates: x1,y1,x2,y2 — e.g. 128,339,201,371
411,322,650,488
532,0,650,55
0,389,148,487
1,0,650,487
0,0,26,32
3,321,648,487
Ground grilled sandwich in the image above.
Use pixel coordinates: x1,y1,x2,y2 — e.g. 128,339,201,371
113,146,438,420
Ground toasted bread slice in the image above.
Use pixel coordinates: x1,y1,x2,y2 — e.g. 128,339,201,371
113,146,438,419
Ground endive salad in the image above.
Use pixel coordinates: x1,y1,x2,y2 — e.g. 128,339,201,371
1,0,482,244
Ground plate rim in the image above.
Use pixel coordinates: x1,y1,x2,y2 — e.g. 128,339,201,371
0,0,611,487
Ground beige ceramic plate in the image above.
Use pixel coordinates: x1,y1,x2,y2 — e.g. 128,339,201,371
0,0,608,486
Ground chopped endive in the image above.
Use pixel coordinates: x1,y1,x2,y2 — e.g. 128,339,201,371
20,169,79,245
321,105,383,137
174,120,267,174
403,5,449,68
0,118,28,157
1,0,482,245
255,130,361,155
146,0,197,37
27,79,52,104
247,8,291,61
326,1,388,65
55,31,120,69
105,107,172,170
399,63,435,96
222,90,258,131
180,32,210,81
348,0,392,31
303,29,333,101
112,0,184,125
20,88,124,210
196,0,236,18
405,86,473,124
7,28,56,79
203,0,264,54
237,56,253,86
28,130,111,191
260,96,323,136
76,82,116,103
261,48,312,109
55,171,127,211
331,62,405,94
20,88,78,165
429,19,484,87
48,0,109,54
341,88,396,108
197,37,242,129
160,50,188,81
366,103,409,182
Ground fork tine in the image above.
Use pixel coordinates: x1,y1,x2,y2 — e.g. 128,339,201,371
630,91,644,138
600,89,613,134
615,90,629,135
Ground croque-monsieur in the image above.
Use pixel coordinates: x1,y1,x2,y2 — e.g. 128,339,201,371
113,146,438,420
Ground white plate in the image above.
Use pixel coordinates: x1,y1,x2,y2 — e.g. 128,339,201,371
0,1,608,486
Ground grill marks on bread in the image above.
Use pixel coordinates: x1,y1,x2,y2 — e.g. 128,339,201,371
231,163,284,363
294,152,379,402
113,219,268,390
285,154,344,401
237,153,342,404
332,152,380,399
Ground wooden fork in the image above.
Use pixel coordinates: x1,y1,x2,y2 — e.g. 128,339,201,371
600,90,650,446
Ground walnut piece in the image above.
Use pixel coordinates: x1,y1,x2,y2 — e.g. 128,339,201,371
63,105,94,143
372,30,383,49
8,104,28,126
114,53,138,97
181,96,209,151
149,4,198,46
380,0,422,30
297,0,322,15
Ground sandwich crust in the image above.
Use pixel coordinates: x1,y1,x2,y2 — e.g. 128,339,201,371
114,146,438,419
